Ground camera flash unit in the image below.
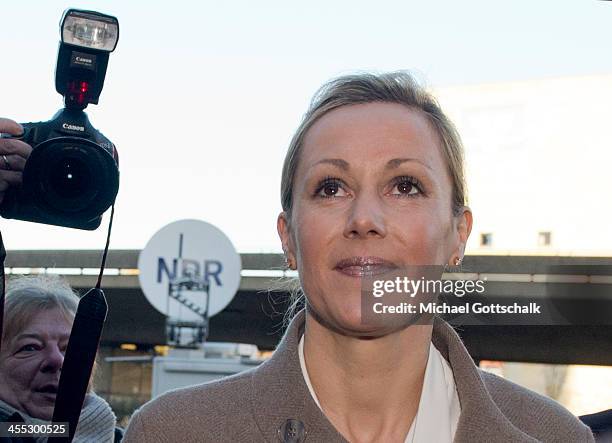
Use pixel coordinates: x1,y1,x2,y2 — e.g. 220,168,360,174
56,9,119,109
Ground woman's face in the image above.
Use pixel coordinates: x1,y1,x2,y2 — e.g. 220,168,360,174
0,308,71,420
278,102,471,335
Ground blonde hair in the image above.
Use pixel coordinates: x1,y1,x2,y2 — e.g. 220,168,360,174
279,71,469,322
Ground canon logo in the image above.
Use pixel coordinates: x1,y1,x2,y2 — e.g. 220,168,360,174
62,123,85,132
75,56,92,64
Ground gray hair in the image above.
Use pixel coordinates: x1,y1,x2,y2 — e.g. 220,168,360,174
1,274,79,355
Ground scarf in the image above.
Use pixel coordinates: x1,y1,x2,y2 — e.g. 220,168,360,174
0,392,116,442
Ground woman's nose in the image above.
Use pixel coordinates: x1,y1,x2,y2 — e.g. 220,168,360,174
41,345,64,373
343,191,387,239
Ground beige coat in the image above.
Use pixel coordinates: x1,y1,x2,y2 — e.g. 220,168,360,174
123,310,594,442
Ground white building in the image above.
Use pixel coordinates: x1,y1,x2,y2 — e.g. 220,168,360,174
435,74,612,256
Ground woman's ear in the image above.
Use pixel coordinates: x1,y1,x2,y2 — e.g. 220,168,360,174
453,206,473,262
277,212,297,270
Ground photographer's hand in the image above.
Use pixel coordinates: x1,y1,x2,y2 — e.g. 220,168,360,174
0,118,32,204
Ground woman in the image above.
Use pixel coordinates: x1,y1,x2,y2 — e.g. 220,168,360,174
0,275,117,442
123,72,594,442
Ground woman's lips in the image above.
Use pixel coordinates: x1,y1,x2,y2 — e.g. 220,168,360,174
334,256,397,277
35,384,58,400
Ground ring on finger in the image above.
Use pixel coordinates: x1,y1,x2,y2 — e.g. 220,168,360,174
2,155,11,171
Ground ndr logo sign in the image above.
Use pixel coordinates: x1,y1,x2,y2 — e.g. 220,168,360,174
157,257,223,286
138,219,241,322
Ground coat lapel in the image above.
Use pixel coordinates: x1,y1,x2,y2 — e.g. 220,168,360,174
431,318,538,442
250,310,537,443
250,310,348,442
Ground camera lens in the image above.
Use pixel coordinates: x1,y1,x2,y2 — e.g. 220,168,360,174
23,137,119,220
42,144,100,213
48,156,94,201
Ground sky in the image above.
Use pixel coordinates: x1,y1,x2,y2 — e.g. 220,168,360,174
1,0,612,252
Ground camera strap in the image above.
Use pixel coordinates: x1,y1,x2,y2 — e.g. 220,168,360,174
52,205,115,443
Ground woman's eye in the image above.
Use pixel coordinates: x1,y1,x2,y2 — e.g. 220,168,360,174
18,344,39,353
391,178,421,196
315,179,347,198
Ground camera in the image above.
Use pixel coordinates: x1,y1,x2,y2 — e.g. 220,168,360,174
0,9,120,230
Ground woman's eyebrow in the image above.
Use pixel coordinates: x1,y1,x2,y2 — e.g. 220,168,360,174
16,332,69,341
15,333,43,341
313,158,350,170
312,157,432,172
386,157,432,171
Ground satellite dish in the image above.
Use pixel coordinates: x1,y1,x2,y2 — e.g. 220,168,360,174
138,219,241,323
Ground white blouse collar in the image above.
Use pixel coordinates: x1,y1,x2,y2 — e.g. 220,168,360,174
298,334,461,442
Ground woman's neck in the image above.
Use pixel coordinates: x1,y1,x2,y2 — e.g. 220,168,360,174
303,312,432,443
